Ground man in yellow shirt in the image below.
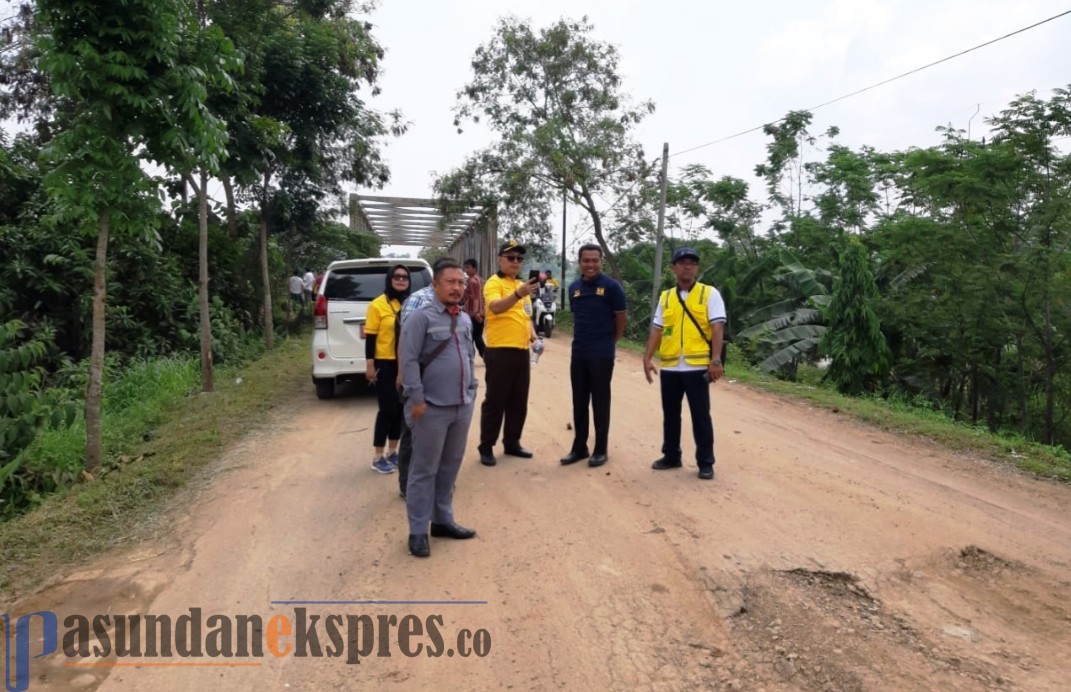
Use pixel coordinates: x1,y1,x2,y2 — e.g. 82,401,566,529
478,240,539,466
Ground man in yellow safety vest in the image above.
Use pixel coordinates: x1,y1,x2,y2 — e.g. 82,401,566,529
642,247,726,481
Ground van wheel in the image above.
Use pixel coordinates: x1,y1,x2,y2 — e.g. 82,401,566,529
314,378,335,400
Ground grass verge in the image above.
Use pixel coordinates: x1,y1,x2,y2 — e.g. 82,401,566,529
0,335,310,602
720,357,1071,482
563,322,1071,482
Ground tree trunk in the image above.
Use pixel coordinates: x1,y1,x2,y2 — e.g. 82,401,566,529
222,175,238,239
969,363,979,425
259,173,274,350
85,211,109,472
1043,296,1055,444
198,169,214,392
1016,335,1029,436
578,184,620,280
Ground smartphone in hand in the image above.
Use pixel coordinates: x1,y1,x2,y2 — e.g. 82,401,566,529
528,269,540,283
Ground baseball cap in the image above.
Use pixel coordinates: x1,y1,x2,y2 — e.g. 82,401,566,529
498,239,527,256
671,247,700,264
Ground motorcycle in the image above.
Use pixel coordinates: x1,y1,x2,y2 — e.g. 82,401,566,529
532,284,557,338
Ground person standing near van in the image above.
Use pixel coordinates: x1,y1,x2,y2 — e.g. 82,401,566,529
289,269,305,313
462,258,486,358
364,265,411,474
395,257,455,498
400,260,478,558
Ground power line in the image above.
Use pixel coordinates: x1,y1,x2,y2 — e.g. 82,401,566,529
564,8,1071,247
670,8,1071,159
567,8,1071,241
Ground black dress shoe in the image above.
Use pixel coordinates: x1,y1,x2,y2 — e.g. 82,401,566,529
408,534,430,557
698,468,715,480
503,446,533,458
479,453,496,466
430,522,477,539
560,450,589,465
651,457,683,470
588,453,608,467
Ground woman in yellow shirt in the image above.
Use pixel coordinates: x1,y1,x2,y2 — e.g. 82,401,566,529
364,265,411,474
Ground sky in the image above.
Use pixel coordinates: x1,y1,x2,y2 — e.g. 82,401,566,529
358,0,1071,256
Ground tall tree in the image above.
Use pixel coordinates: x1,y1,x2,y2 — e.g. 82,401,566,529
214,0,402,348
170,4,240,394
36,0,228,470
437,16,654,278
878,129,1022,429
987,89,1071,442
821,237,889,395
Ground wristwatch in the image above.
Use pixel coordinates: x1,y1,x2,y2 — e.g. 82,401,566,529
711,359,722,366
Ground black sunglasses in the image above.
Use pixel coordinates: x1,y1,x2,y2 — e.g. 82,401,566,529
391,274,410,280
501,255,524,262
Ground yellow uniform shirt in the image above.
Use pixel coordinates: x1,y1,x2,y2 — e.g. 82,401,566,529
364,295,402,360
483,273,532,349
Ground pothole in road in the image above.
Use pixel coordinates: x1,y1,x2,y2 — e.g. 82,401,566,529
723,555,1018,691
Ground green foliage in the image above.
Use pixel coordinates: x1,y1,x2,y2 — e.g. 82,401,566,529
437,16,654,274
37,0,229,230
3,350,260,518
0,321,54,464
279,219,382,271
821,238,890,395
178,296,249,365
0,320,77,515
418,246,449,265
737,251,832,378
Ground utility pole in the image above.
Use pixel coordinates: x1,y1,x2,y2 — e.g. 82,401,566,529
561,187,567,309
651,142,669,311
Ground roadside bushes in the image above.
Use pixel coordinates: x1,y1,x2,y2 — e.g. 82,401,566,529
1,353,201,518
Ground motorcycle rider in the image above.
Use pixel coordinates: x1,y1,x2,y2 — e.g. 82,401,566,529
532,273,557,337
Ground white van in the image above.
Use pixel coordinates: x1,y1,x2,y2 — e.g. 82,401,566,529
311,257,433,399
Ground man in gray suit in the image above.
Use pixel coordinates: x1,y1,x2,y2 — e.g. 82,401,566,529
399,259,479,558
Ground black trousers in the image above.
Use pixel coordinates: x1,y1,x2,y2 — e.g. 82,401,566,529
479,347,530,454
660,369,715,468
373,359,403,447
570,356,615,455
470,318,486,357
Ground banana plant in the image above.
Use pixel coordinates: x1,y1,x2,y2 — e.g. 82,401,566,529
737,250,833,376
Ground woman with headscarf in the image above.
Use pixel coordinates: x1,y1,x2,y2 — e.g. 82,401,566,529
364,264,411,473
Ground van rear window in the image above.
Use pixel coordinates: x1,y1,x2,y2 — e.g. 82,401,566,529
324,266,432,301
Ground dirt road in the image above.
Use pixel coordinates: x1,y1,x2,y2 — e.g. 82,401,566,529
12,337,1071,691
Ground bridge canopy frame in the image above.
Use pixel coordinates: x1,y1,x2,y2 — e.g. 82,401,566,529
348,193,498,274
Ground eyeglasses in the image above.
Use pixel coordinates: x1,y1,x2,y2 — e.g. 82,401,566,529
391,274,410,280
501,255,523,263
